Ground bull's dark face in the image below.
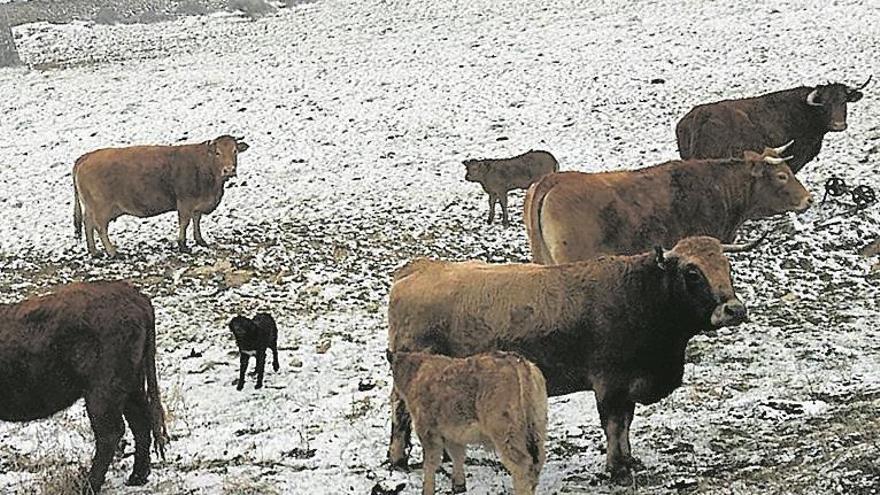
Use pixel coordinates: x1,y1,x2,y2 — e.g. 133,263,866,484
211,136,250,179
659,236,747,329
748,158,813,217
463,160,487,182
806,83,864,132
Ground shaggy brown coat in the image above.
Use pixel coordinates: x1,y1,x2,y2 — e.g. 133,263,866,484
524,148,811,264
464,150,559,226
676,80,869,173
73,135,249,257
387,237,748,480
390,351,547,495
0,281,168,493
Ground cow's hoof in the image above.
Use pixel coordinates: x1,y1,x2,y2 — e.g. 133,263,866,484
124,472,149,486
607,465,633,486
236,384,244,391
89,251,101,259
273,364,280,372
178,246,191,254
452,482,467,493
195,240,209,248
387,457,410,472
255,383,263,390
624,455,644,469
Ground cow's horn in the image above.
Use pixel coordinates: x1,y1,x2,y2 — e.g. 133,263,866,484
764,155,792,165
772,140,794,154
721,231,769,253
235,135,246,141
850,75,872,92
806,89,822,106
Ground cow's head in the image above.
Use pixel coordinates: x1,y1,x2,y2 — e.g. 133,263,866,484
209,135,250,179
463,159,488,182
805,76,871,132
744,144,812,217
655,236,752,329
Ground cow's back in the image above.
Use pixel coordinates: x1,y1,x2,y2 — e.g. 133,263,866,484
74,144,208,218
534,170,674,263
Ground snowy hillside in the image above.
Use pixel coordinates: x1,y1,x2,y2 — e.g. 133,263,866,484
0,0,878,494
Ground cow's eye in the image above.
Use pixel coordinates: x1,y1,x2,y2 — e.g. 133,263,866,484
776,172,788,182
685,267,702,283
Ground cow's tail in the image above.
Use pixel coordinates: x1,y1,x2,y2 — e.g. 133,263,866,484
524,176,555,264
144,301,169,460
392,258,440,281
72,161,83,240
514,358,547,470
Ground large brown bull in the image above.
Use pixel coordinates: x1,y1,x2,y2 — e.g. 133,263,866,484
387,236,755,481
676,78,870,173
73,135,249,257
524,147,810,264
0,281,168,493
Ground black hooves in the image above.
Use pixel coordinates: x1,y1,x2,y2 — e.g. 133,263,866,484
452,482,467,493
124,472,150,486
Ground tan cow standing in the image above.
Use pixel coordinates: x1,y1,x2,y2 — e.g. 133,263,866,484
72,135,249,257
524,144,811,264
389,350,547,495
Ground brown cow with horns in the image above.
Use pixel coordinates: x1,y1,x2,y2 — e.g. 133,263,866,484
73,135,250,257
387,235,758,482
676,77,871,173
524,145,811,264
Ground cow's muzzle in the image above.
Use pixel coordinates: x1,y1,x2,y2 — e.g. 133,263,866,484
710,299,747,327
829,121,847,132
795,195,814,213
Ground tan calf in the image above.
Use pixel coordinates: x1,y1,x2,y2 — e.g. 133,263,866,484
389,351,547,495
464,150,558,226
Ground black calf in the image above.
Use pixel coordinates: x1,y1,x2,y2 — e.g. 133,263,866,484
229,312,280,390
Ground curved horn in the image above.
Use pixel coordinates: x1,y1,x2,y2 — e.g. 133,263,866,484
806,89,822,106
850,75,872,92
764,155,793,165
721,231,769,253
235,135,246,141
772,140,794,154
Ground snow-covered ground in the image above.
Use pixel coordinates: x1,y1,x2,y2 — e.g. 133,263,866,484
0,0,878,493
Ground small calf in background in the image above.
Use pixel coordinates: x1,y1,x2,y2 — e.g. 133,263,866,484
463,150,558,226
388,350,547,495
229,312,280,390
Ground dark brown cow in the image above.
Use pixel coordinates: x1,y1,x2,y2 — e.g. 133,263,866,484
524,147,811,264
464,150,559,226
73,135,250,257
676,78,870,173
0,281,168,493
387,236,755,481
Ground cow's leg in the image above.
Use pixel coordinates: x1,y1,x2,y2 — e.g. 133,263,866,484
192,211,209,247
387,387,412,469
619,401,641,468
177,206,192,253
420,433,443,495
271,341,280,372
487,194,496,224
94,217,118,258
84,215,99,257
499,192,510,226
123,389,153,486
597,396,632,483
85,394,125,493
445,440,467,493
255,350,266,389
237,353,250,391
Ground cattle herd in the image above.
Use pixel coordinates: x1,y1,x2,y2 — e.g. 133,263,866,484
0,75,872,494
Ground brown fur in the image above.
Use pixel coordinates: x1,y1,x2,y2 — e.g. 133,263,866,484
676,82,867,173
0,281,168,493
464,150,559,226
524,149,811,264
73,135,249,257
386,237,748,480
390,351,547,495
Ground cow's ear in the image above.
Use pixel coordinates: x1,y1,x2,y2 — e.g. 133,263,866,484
847,90,864,103
742,150,762,162
654,245,668,271
236,141,250,153
749,160,766,177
